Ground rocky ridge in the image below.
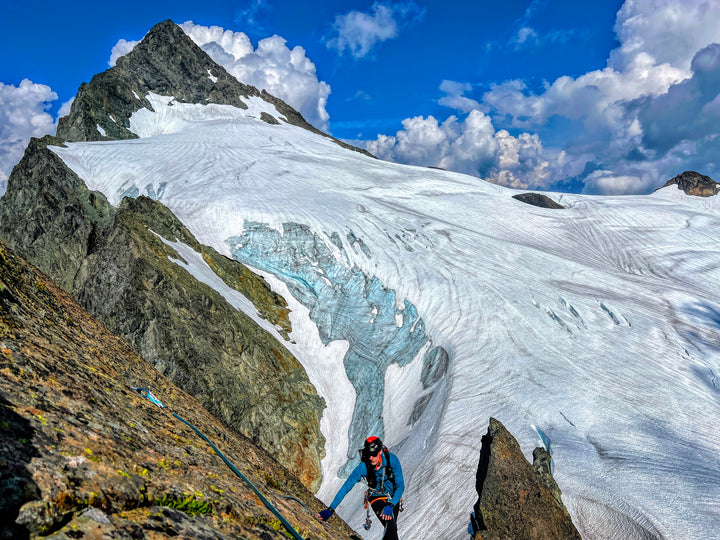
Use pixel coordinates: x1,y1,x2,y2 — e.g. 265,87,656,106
657,170,720,197
471,418,580,540
0,137,325,490
0,238,359,539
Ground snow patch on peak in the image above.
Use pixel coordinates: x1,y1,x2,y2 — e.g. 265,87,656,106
240,95,285,121
128,92,284,138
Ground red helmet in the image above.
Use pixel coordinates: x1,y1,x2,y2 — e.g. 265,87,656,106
364,436,383,456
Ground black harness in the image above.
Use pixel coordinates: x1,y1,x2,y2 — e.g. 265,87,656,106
359,445,404,531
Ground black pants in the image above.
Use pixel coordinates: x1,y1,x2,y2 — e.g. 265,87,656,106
370,498,400,540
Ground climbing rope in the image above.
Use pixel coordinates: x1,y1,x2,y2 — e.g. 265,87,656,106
131,387,305,540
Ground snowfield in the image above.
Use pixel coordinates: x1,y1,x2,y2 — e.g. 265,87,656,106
51,94,720,539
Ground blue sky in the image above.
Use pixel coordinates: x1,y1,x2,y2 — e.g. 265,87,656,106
2,1,720,195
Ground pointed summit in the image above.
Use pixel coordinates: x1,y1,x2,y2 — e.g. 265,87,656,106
115,19,259,107
56,19,259,142
56,20,372,155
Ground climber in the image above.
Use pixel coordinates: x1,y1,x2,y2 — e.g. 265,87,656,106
316,436,404,540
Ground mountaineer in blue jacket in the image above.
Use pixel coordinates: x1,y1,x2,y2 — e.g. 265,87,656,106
317,436,405,540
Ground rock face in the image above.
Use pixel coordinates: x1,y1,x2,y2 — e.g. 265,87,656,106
0,238,360,539
0,137,114,292
657,170,720,197
472,418,580,540
56,19,372,157
0,140,325,490
512,193,565,209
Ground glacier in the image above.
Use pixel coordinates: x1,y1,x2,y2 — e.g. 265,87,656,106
50,92,720,539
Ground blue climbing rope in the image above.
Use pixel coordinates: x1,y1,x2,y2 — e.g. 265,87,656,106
132,387,305,540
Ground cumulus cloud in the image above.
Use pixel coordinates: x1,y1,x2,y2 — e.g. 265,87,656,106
0,79,58,195
109,39,139,67
487,130,552,189
365,109,564,188
326,2,425,59
180,21,331,130
379,0,720,194
634,43,720,154
610,0,720,72
582,169,656,196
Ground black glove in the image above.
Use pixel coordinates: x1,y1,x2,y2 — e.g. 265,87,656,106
317,507,334,521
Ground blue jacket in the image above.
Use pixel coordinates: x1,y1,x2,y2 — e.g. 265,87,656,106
330,451,405,509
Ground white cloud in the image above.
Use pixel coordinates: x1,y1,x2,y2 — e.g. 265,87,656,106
393,0,720,194
180,21,331,131
582,169,654,196
365,110,564,188
181,23,254,60
58,97,74,118
0,79,58,195
513,27,539,47
610,0,720,72
109,39,139,67
326,1,425,59
635,43,720,154
483,51,687,133
487,130,558,189
438,80,481,113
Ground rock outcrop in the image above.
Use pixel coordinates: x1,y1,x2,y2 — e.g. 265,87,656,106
657,170,720,197
0,137,114,292
0,238,360,539
512,193,565,209
0,140,325,490
471,418,580,540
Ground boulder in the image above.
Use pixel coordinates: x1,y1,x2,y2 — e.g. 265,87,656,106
512,193,565,209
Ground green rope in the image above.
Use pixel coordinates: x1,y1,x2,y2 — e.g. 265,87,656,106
171,412,305,540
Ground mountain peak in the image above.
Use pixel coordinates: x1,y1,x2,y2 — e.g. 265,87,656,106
56,20,259,142
55,19,373,156
114,19,258,106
